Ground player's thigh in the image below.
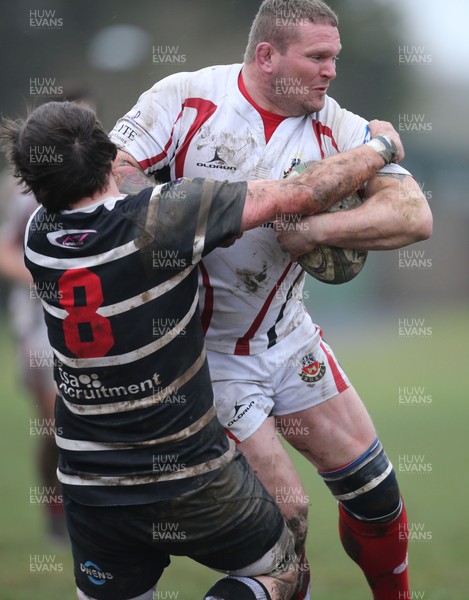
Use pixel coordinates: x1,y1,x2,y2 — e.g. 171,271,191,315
172,452,295,576
271,327,376,470
277,385,377,471
65,457,292,599
207,349,274,443
208,347,309,550
64,496,168,600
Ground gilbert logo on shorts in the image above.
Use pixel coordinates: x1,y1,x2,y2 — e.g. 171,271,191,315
298,353,326,383
80,561,113,586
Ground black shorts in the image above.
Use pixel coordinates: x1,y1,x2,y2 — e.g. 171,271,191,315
65,452,292,599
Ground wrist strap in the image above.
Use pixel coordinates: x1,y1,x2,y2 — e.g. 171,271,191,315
367,135,398,165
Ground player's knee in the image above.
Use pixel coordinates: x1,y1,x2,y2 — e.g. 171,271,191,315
213,523,298,599
204,576,271,600
203,572,296,600
319,438,402,522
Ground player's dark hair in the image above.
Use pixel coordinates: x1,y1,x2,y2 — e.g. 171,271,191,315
0,101,117,212
244,0,338,63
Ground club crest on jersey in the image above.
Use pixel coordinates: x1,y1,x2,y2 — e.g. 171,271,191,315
298,353,326,383
283,157,301,178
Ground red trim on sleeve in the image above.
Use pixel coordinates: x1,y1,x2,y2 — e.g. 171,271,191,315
137,109,183,171
137,98,218,175
175,98,218,178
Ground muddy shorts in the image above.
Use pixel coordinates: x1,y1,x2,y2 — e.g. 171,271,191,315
65,451,294,599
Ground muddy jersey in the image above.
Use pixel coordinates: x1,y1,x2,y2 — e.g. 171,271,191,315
24,178,246,506
110,63,410,355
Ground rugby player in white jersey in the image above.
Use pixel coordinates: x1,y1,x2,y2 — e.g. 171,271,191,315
110,1,432,598
1,100,403,599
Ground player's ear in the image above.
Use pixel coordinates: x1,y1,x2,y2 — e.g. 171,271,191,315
255,42,279,74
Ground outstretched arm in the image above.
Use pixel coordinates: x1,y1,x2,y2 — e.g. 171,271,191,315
241,120,404,232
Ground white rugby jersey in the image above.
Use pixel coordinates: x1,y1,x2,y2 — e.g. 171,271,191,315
110,63,409,355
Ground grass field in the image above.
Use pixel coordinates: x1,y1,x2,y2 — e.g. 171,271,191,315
0,304,467,599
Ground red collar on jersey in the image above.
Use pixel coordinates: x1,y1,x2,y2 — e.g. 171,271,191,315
238,71,287,143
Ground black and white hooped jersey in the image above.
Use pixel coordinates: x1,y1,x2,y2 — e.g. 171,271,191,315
24,178,246,505
110,63,410,356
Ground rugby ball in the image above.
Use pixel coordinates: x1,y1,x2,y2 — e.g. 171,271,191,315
285,161,368,285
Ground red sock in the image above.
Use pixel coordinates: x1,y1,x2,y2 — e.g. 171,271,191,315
338,500,409,600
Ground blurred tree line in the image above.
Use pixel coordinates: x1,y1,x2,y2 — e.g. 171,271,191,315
0,0,466,311
0,0,409,125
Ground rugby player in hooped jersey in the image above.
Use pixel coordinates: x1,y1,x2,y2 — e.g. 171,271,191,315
1,100,403,600
110,1,432,598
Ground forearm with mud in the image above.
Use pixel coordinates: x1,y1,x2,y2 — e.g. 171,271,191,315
241,145,386,231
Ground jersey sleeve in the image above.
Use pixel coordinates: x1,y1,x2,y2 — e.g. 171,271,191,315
320,97,411,177
149,178,247,265
109,73,185,176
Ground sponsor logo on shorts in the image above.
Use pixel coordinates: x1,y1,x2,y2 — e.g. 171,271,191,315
80,561,113,586
227,400,255,427
298,353,326,383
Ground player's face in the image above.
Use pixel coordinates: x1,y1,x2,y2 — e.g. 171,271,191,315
271,22,341,116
